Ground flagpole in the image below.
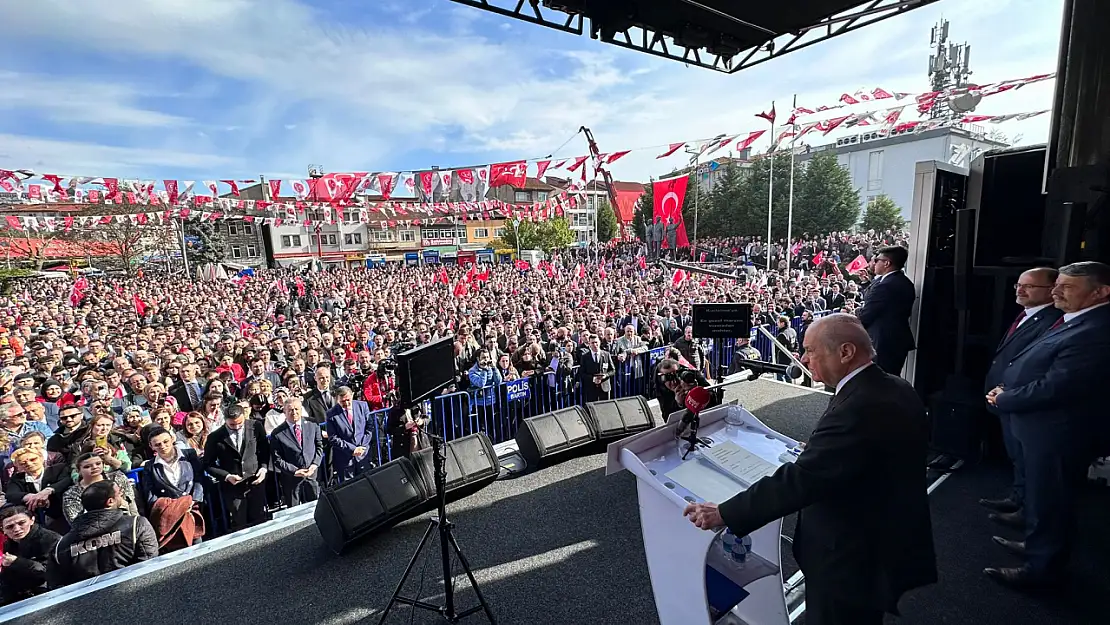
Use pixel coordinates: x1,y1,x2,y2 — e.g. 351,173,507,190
765,101,775,271
785,95,797,275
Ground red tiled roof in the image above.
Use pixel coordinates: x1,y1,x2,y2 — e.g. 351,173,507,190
0,237,119,259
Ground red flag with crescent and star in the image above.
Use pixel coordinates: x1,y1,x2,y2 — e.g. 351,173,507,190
489,161,527,188
652,175,690,249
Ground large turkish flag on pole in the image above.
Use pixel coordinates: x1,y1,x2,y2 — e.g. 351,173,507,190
653,175,690,249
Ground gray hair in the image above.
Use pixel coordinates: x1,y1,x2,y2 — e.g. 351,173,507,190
335,386,354,398
1059,261,1110,288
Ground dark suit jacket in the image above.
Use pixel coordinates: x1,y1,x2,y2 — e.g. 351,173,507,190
994,305,1110,447
984,305,1063,399
139,448,207,505
718,365,937,612
578,349,615,380
858,271,916,357
302,389,334,425
271,420,324,475
169,379,205,413
325,401,374,470
203,420,270,487
5,464,73,522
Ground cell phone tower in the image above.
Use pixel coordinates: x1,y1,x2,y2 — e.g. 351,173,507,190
928,19,977,121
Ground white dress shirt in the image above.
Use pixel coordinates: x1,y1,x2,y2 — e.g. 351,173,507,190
1062,301,1108,324
1016,303,1053,327
835,363,873,395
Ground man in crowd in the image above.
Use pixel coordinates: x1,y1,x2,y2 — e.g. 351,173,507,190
51,480,159,586
857,245,916,375
326,386,374,481
979,268,1062,519
986,261,1110,588
684,314,936,624
204,404,271,530
271,396,323,506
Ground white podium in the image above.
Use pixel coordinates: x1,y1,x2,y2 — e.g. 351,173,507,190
607,403,799,625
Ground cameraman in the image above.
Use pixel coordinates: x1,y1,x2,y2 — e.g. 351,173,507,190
652,359,708,421
362,359,396,412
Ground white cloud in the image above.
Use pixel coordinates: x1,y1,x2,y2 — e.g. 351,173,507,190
0,0,1065,181
0,133,242,175
0,71,189,128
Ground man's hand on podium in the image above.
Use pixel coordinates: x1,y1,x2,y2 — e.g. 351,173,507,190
684,502,725,530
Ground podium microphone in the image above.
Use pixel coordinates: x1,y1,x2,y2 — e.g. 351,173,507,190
678,386,713,460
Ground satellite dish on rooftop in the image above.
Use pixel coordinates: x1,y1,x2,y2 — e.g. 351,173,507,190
948,92,982,114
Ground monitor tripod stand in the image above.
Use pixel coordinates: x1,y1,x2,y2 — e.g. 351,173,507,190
377,434,496,624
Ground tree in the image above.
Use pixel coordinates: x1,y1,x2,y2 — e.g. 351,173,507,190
183,220,226,265
793,152,861,236
596,199,619,243
699,163,748,238
860,195,906,232
494,216,576,254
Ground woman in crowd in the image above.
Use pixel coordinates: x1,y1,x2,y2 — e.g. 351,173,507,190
74,412,132,474
176,412,208,457
62,452,138,524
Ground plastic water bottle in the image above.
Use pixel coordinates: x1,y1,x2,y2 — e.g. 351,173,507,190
721,529,748,569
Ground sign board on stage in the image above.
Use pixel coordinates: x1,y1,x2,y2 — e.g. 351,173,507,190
692,303,752,339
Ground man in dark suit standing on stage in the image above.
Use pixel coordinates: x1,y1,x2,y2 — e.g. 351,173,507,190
204,403,271,530
326,386,375,481
979,267,1062,518
985,261,1110,589
857,245,916,375
270,397,323,506
684,314,936,625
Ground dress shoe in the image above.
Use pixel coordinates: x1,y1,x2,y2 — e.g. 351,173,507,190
983,566,1058,590
978,497,1021,513
989,510,1024,529
991,535,1026,557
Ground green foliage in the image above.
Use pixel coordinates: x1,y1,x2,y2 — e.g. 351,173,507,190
860,194,906,232
0,268,36,295
596,199,619,243
695,152,860,241
494,217,576,253
184,221,227,265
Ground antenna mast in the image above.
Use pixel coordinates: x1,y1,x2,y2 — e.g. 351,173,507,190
927,19,974,121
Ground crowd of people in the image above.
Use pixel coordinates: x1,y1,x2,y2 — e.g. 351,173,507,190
0,229,904,604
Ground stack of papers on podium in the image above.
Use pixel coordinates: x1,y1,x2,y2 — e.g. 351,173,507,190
664,442,780,503
701,442,779,487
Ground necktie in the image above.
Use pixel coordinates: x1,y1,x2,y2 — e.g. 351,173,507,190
347,409,354,427
186,382,199,408
1049,317,1065,331
1005,310,1027,337
294,424,302,444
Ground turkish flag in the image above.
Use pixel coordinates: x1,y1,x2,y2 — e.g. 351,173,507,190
845,255,868,274
489,161,527,188
652,175,690,249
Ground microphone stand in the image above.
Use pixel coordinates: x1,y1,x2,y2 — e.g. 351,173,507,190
679,411,711,460
377,434,496,624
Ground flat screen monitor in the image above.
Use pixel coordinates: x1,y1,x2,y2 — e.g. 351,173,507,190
395,337,455,406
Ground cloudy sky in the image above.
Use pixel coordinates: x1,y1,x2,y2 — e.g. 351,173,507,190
0,0,1064,184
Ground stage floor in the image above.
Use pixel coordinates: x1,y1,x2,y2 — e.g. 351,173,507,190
14,379,1104,625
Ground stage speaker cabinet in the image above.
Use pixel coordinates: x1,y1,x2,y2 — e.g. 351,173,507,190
584,396,655,441
953,208,976,310
314,457,428,555
514,406,596,468
410,433,499,501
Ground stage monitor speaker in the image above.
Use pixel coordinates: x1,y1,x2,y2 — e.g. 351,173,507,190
584,396,655,441
514,406,595,468
410,433,499,501
315,457,428,555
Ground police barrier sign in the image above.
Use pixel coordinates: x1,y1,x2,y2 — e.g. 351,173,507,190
505,378,530,402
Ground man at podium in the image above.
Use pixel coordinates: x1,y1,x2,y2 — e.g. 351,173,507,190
684,314,936,625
